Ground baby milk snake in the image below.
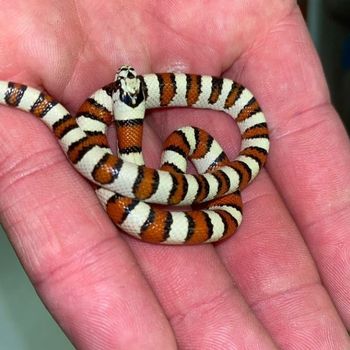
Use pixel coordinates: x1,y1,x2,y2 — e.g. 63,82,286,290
0,65,269,244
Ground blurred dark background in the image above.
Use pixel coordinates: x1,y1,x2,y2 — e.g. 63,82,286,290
299,0,350,132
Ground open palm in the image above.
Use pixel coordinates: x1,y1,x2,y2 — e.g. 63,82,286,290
0,1,350,349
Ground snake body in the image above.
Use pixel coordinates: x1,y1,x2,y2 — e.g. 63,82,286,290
0,66,269,244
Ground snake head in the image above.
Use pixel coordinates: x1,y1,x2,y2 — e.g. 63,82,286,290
114,65,144,107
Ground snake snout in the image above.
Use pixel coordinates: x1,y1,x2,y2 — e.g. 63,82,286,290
116,65,137,80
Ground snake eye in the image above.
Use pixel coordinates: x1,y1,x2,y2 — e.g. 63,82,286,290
120,91,133,106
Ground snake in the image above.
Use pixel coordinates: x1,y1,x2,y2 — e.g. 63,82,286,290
0,65,269,244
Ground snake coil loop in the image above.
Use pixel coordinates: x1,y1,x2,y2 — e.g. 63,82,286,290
0,65,269,244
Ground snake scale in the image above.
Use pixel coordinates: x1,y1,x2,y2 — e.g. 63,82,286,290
0,65,269,244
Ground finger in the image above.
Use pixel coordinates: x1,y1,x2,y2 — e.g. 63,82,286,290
217,172,350,348
0,107,177,349
127,240,279,349
227,8,350,326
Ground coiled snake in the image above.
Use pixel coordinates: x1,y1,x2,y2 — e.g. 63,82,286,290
0,65,269,244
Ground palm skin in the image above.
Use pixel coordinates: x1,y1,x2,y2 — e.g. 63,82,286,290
0,1,350,349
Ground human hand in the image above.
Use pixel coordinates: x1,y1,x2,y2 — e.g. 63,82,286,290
0,1,349,349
